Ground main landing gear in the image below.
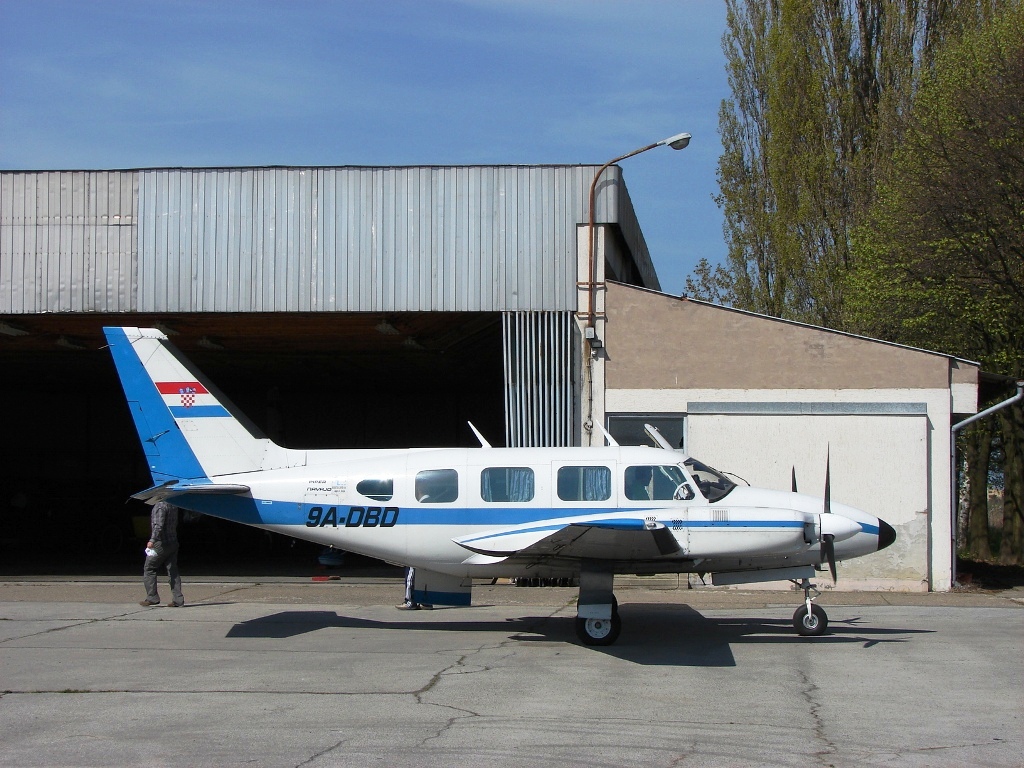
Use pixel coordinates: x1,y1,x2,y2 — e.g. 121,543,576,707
792,578,828,636
575,596,620,646
575,561,621,646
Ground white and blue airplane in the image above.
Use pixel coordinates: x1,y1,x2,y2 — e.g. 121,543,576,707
104,326,896,645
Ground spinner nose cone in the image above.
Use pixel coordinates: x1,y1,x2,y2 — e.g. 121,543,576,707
877,519,897,551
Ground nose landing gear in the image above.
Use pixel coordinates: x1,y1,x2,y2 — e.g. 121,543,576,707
792,578,828,636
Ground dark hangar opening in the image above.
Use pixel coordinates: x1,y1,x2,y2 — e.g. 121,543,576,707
0,311,504,575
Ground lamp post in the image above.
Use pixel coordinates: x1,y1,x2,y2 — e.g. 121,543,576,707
585,132,690,336
581,132,690,444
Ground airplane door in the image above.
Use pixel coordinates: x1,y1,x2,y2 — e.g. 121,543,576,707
302,479,343,528
619,463,693,556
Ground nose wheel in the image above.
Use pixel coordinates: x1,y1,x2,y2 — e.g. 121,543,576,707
792,578,828,636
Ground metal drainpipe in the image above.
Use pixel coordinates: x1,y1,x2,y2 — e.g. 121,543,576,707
949,379,1024,585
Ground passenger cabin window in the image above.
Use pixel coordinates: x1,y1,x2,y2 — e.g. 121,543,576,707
557,466,611,501
415,469,459,503
356,478,393,502
624,465,688,501
481,467,535,503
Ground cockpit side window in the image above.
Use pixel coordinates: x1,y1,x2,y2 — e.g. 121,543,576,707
683,458,736,502
356,478,393,502
415,469,459,503
624,465,688,501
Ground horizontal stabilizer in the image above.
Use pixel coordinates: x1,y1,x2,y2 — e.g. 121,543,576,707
131,481,251,504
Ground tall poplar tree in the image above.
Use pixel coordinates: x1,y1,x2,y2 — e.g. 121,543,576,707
690,0,948,328
849,1,1024,561
695,0,1022,564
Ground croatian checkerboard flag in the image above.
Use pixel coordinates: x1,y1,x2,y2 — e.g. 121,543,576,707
155,381,228,417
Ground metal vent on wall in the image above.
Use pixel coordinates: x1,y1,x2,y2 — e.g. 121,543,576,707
502,311,573,447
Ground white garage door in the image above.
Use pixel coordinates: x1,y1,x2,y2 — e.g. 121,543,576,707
686,403,930,589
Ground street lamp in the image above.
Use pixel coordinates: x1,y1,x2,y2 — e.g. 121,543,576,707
582,132,690,445
585,132,690,335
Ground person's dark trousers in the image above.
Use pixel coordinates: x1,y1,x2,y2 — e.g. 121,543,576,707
143,542,184,605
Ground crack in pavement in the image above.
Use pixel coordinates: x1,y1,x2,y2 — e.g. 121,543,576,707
411,650,486,748
405,602,573,753
294,735,352,767
797,669,838,767
407,603,568,749
0,606,149,644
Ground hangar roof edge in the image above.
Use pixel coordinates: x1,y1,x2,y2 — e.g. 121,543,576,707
0,163,609,174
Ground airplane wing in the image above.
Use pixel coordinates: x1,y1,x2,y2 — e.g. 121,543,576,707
131,480,251,504
455,518,681,562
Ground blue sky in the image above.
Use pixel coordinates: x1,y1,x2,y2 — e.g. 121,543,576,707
0,0,729,295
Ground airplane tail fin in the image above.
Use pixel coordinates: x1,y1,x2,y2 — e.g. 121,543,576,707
104,327,281,486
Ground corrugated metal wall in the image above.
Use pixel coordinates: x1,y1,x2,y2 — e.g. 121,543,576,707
502,311,574,447
135,166,626,313
1,165,655,314
0,171,137,313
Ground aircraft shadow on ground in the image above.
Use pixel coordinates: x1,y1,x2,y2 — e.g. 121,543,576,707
224,603,934,667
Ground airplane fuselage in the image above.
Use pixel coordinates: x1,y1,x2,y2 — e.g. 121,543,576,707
169,445,884,580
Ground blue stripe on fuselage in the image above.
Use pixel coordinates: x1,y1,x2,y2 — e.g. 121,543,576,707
168,495,813,534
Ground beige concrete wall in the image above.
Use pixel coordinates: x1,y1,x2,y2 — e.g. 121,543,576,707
601,282,980,591
605,283,966,391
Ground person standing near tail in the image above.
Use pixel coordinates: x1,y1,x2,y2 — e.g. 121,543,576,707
139,500,185,607
396,566,432,610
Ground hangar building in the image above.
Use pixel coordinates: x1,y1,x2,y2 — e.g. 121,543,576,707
0,166,979,590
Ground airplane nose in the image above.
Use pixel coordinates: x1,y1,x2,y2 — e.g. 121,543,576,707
877,519,896,551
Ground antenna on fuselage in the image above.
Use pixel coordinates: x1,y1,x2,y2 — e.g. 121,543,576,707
643,423,675,451
467,422,492,448
597,423,619,447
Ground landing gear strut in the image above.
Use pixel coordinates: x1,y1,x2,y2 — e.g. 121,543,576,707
575,561,621,646
792,578,828,636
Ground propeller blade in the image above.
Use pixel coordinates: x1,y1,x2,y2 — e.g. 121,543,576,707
791,466,798,493
823,448,831,516
821,533,837,583
821,449,836,582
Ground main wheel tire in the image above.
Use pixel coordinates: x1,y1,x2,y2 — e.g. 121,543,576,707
793,603,828,636
575,613,622,646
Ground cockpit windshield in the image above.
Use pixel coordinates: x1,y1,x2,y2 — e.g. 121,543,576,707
683,458,737,503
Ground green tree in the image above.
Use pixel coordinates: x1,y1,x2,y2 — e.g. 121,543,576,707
692,0,951,327
699,0,1023,563
849,1,1024,561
